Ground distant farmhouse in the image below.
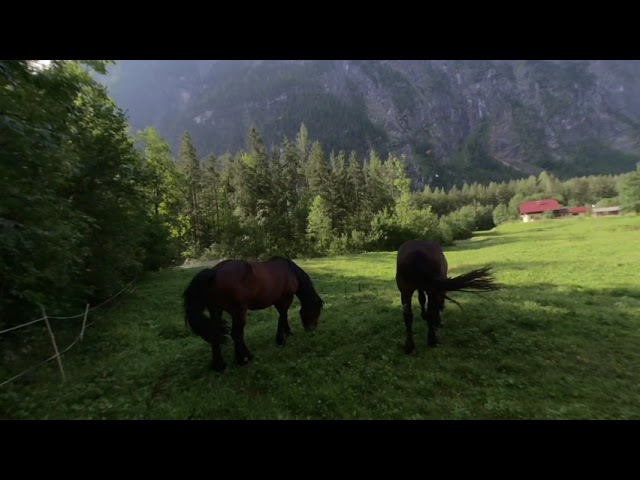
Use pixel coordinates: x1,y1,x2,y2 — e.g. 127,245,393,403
591,206,622,217
518,199,591,222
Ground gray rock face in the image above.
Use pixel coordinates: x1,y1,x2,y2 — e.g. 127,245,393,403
99,60,640,186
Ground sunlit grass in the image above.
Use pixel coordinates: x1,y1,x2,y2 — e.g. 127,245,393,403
2,215,640,419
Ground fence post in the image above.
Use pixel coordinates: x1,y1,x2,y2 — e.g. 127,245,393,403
40,305,66,383
80,303,90,341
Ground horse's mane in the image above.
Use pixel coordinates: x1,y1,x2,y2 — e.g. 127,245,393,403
270,256,324,307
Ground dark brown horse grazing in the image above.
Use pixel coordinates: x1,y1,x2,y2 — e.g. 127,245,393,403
183,256,324,372
396,240,500,354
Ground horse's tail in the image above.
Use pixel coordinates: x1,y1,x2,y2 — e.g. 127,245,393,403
183,268,226,343
433,266,501,294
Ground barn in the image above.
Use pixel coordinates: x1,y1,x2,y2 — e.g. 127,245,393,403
567,207,589,216
592,206,621,217
518,199,562,222
518,200,592,222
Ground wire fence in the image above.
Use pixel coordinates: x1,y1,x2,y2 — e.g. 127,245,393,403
0,279,136,387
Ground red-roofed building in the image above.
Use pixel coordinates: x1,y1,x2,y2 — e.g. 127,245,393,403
518,199,562,222
567,207,589,215
518,200,591,222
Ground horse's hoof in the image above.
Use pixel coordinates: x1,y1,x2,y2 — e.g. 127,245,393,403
237,353,253,366
211,362,227,373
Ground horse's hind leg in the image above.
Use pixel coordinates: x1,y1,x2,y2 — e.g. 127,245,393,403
210,345,226,372
423,291,442,329
209,307,227,372
401,290,416,354
434,294,443,329
230,306,253,366
426,295,441,347
418,290,428,321
275,295,294,347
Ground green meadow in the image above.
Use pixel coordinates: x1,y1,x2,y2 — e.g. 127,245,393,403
2,215,640,419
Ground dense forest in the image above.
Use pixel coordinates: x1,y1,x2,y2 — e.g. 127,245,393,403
2,60,640,329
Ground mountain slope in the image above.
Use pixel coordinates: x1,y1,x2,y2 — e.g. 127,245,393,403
100,60,640,187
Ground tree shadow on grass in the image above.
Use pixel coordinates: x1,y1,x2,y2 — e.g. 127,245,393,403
242,279,639,418
7,247,640,420
445,235,519,252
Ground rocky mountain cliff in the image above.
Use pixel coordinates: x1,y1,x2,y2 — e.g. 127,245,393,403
100,60,640,188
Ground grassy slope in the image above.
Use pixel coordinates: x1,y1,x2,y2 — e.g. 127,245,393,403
2,215,640,419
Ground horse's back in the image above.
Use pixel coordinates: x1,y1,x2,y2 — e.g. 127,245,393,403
397,240,446,266
213,259,253,281
207,259,252,307
212,257,296,310
251,258,297,293
397,239,442,258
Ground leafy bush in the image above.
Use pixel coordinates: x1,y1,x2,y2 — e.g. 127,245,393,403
492,203,513,225
595,197,620,208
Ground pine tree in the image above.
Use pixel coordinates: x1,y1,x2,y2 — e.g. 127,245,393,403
135,127,183,265
201,154,222,247
296,122,309,160
566,177,590,206
619,165,640,213
136,127,180,219
588,174,617,202
364,150,392,215
248,127,274,214
326,150,350,235
307,195,334,254
385,155,411,199
306,141,330,198
273,138,306,255
178,131,204,255
347,151,367,230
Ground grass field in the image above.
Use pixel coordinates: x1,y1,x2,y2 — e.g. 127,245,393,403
2,215,640,419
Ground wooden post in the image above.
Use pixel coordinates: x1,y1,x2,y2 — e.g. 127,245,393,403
40,305,66,382
80,303,90,341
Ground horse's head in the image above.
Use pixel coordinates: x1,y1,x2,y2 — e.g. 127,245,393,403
300,296,324,332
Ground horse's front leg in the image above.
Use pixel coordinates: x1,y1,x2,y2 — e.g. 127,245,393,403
210,307,227,372
231,306,253,366
275,296,294,347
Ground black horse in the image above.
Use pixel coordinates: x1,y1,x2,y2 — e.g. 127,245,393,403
183,256,324,372
396,240,500,353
